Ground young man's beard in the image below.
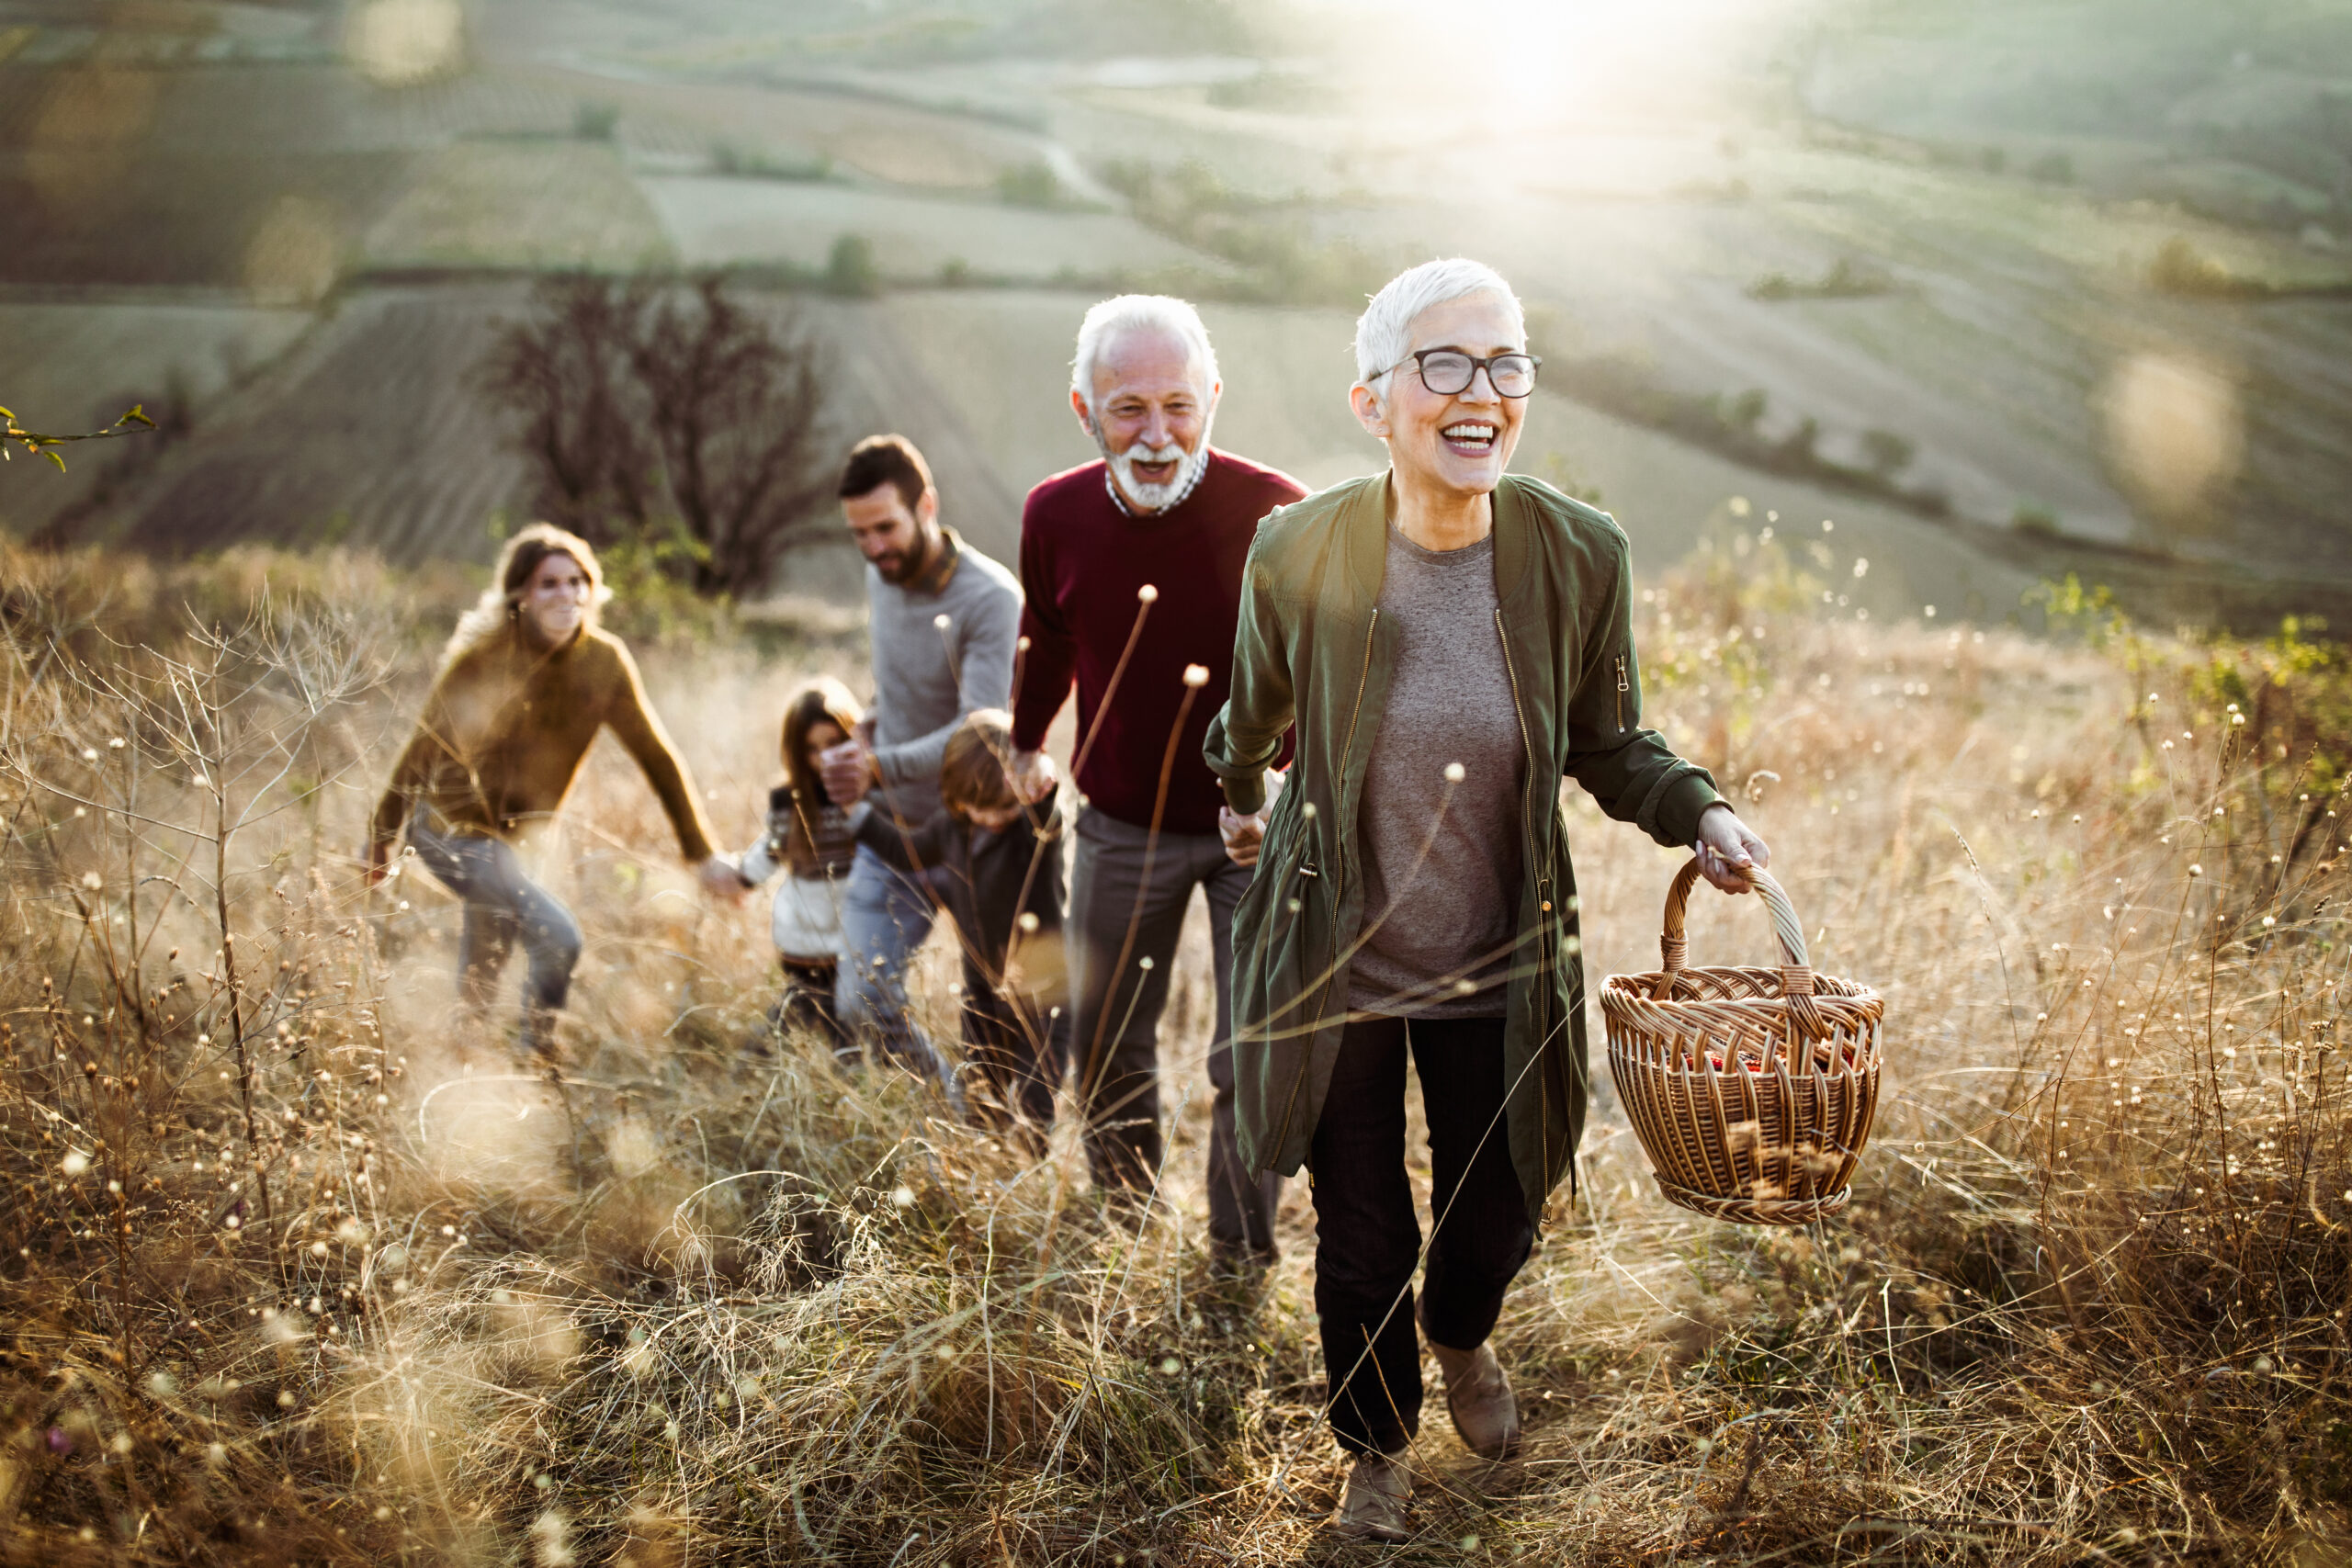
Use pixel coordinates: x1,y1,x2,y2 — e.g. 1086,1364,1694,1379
1100,429,1212,513
875,530,934,585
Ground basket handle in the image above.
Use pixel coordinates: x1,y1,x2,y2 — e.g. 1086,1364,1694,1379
1658,857,1832,1041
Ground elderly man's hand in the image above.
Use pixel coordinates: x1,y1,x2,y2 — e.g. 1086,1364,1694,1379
1693,803,1770,894
819,737,877,807
1012,748,1057,804
1219,806,1268,867
1218,770,1285,867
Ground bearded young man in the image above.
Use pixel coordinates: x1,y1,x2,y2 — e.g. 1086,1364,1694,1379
821,434,1022,1098
1010,296,1305,1266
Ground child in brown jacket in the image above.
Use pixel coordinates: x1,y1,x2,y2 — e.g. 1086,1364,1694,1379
853,709,1069,1147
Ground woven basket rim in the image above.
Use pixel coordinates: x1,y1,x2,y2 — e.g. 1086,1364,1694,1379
1600,967,1883,1005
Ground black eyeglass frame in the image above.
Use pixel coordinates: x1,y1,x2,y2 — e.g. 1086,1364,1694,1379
1374,348,1543,398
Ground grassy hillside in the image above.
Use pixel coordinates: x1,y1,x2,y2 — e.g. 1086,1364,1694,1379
0,544,2346,1562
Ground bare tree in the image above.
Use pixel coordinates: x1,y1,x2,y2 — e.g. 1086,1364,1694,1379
477,277,658,541
479,273,840,596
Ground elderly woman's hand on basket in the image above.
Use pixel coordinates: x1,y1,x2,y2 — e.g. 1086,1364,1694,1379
1692,803,1770,895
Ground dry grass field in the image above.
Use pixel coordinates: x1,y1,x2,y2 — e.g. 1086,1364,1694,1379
0,540,2346,1564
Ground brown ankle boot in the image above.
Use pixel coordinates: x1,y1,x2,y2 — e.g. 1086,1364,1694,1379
1428,1337,1521,1460
1331,1449,1411,1542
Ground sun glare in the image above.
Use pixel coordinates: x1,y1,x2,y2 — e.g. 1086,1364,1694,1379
1337,0,1784,132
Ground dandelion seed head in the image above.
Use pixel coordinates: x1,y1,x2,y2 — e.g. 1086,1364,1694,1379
1136,584,1159,604
1182,663,1209,688
933,614,950,629
1444,761,1465,783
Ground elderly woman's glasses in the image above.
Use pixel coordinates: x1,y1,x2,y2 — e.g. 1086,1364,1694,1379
1381,349,1541,399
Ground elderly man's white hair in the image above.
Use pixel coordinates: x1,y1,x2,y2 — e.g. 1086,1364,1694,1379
1353,258,1526,387
1070,294,1220,409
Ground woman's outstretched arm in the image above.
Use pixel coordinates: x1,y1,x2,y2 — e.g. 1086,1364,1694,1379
1561,539,1724,846
367,694,454,883
600,637,721,864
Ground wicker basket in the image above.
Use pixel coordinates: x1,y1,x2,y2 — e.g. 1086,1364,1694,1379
1600,859,1883,1225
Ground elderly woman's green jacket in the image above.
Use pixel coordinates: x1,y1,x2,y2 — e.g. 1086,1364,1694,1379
1203,473,1723,1221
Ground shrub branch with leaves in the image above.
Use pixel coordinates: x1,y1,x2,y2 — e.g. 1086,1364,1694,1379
2,402,154,470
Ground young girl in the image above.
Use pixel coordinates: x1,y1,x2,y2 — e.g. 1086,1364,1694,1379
736,678,865,1054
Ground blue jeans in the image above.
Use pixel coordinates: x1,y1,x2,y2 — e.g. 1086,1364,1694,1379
834,844,955,1091
408,818,582,1055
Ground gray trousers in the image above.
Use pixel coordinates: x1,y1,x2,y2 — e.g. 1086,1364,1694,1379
408,818,582,1056
1069,807,1282,1258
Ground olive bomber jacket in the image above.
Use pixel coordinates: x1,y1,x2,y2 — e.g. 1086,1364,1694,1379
1202,472,1724,1221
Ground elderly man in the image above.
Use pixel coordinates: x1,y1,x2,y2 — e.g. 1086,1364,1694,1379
1011,296,1305,1264
822,434,1023,1095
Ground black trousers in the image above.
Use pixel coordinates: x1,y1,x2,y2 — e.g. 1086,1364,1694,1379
1310,1013,1534,1455
958,952,1069,1156
775,958,844,1054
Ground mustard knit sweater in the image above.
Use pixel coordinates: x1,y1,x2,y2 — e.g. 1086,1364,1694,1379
370,623,717,863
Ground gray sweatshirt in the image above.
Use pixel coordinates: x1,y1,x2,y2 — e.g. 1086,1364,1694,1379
866,527,1022,826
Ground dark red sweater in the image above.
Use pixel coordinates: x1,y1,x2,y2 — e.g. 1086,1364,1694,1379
1014,449,1305,835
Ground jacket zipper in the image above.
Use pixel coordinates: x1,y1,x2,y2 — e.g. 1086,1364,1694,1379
1495,612,1547,929
1615,654,1630,733
1496,610,1557,1189
1266,608,1379,1168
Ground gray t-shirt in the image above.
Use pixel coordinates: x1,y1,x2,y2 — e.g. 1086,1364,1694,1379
1348,525,1527,1019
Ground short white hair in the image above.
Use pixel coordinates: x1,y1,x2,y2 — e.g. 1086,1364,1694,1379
1071,294,1219,410
1353,258,1526,385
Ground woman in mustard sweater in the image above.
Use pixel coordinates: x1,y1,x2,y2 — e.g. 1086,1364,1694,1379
368,524,742,1058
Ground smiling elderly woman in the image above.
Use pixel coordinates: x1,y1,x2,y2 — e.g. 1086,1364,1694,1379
1204,259,1771,1540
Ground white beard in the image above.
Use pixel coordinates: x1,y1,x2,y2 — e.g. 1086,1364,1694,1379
1101,433,1212,514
